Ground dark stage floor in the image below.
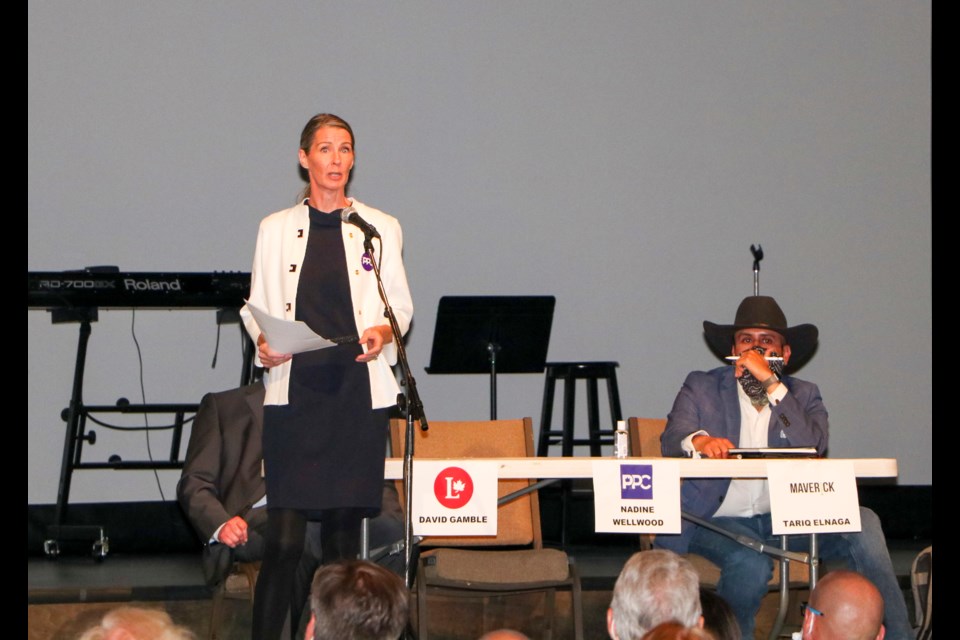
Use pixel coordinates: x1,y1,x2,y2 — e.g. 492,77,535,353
27,485,930,640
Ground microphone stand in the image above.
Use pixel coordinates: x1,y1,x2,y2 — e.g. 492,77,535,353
362,232,428,592
751,243,763,295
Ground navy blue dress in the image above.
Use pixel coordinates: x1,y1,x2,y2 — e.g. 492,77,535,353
262,207,388,516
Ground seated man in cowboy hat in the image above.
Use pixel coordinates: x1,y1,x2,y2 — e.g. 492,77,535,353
654,295,912,640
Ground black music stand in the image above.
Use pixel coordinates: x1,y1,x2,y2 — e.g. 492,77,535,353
425,296,555,419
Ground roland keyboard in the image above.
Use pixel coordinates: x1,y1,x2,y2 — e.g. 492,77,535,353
27,269,250,309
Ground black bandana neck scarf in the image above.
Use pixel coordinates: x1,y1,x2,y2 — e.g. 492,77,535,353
737,347,785,408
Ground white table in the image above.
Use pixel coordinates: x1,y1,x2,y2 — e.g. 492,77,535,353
383,456,898,640
385,456,897,479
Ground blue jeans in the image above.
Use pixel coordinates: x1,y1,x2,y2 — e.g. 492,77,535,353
688,507,913,640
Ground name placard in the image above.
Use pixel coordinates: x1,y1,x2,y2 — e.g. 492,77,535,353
592,460,681,533
410,460,498,536
768,460,861,535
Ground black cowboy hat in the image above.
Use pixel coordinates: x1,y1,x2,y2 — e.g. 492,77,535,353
703,296,819,371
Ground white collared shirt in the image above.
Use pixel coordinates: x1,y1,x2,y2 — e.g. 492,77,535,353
714,384,773,516
681,379,789,517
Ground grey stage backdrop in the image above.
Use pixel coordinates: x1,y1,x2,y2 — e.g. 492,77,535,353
28,2,930,505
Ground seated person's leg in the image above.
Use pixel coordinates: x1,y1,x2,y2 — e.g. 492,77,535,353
366,483,408,576
688,515,774,639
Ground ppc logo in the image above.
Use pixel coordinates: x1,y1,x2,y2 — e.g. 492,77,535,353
433,466,474,509
620,464,653,499
361,252,374,271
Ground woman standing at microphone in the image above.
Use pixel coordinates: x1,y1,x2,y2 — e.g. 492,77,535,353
239,113,414,640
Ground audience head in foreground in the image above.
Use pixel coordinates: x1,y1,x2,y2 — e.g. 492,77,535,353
477,630,533,640
608,549,704,640
76,606,196,640
641,621,716,640
305,559,410,640
801,570,885,640
699,588,740,640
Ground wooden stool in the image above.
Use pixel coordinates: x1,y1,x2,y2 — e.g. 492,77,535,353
537,362,623,546
537,362,623,457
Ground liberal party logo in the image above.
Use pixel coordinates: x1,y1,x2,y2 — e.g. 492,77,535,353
361,252,374,271
620,464,653,499
433,466,474,509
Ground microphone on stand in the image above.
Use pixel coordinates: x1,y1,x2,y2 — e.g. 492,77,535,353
341,206,381,239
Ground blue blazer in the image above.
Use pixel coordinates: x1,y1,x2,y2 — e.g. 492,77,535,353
654,366,829,554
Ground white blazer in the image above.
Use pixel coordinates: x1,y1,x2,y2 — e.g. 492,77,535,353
239,198,414,409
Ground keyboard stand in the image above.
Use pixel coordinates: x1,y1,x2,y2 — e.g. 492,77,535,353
40,306,254,559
